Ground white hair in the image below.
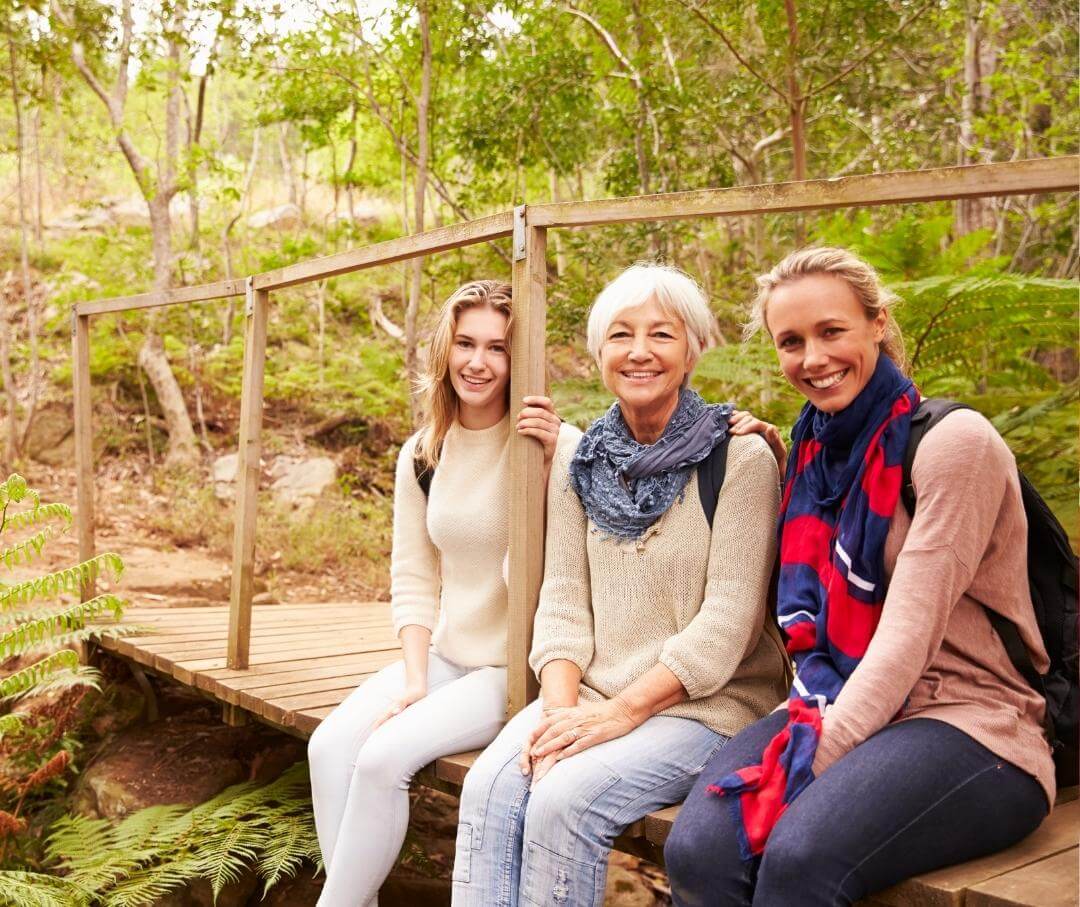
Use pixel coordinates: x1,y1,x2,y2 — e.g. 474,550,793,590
585,262,717,366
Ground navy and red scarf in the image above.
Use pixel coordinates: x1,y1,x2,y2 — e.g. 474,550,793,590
708,355,919,860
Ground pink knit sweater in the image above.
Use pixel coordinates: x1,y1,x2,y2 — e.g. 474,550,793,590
812,408,1056,807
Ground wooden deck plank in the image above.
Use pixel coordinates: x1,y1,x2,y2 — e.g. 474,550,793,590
870,799,1079,907
159,641,404,684
966,848,1078,907
124,620,391,651
142,627,397,659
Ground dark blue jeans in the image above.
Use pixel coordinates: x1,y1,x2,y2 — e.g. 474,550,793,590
664,713,1048,907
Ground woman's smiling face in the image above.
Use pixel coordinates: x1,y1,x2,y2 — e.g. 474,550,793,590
447,306,510,425
765,273,887,414
599,297,692,420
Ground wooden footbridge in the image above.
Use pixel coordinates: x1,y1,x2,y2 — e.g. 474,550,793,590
80,157,1079,906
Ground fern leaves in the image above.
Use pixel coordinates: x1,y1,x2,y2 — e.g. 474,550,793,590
47,762,321,904
0,597,125,662
1,555,124,612
0,651,80,699
0,871,90,907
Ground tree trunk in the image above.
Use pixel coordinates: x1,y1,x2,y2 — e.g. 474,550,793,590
137,334,198,467
783,0,807,182
550,169,566,277
956,1,995,235
278,123,298,206
406,1,432,424
0,277,18,465
145,192,197,467
8,34,38,449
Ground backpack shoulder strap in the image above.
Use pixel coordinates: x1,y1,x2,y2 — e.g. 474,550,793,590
697,435,733,530
901,398,972,517
413,441,441,499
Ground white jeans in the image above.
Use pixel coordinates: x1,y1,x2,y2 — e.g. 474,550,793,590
309,651,507,907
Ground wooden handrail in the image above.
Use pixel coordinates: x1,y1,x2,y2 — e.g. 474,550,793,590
74,278,247,316
528,157,1080,228
252,210,516,290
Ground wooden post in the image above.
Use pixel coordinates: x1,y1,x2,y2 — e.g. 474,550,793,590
507,206,548,716
72,309,95,601
227,279,269,669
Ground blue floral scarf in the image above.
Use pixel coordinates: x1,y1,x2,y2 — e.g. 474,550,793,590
568,389,733,540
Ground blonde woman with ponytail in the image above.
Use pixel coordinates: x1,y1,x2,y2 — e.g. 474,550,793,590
309,280,578,907
665,248,1053,906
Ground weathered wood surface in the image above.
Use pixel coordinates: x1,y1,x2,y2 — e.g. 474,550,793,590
252,211,515,290
528,156,1080,228
95,608,1076,905
74,278,247,316
72,313,95,601
507,215,547,716
227,283,269,669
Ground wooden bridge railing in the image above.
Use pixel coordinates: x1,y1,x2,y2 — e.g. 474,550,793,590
72,155,1080,718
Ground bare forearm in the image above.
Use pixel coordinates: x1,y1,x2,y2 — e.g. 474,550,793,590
539,659,582,708
614,663,688,725
399,624,432,690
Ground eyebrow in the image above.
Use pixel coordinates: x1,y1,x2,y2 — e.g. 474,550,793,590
608,319,678,330
773,317,850,341
455,332,505,343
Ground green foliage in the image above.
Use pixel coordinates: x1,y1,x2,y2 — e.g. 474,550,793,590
1,556,123,612
0,475,129,888
0,871,91,907
45,762,321,905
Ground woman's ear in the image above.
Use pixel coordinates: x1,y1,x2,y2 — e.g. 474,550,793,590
871,308,888,344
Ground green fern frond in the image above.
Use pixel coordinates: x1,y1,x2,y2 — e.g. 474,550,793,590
0,527,58,570
101,863,200,907
0,650,80,699
0,711,25,738
2,501,72,534
0,474,30,510
0,554,125,611
0,871,90,907
46,762,320,902
199,823,260,898
0,596,125,660
257,815,310,894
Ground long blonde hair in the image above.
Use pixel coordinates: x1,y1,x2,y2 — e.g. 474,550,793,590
415,280,513,470
745,246,907,372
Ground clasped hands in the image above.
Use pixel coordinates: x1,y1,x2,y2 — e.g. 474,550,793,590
518,696,642,790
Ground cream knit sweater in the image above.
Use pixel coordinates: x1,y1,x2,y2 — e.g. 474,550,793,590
530,431,790,736
390,416,582,669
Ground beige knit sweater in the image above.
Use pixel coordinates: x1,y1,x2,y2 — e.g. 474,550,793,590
390,416,582,669
814,409,1056,806
530,431,791,736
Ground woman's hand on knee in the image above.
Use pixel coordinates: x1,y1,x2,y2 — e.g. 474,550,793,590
372,683,427,730
729,410,787,474
529,699,639,763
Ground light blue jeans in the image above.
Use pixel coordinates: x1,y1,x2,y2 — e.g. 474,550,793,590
452,698,728,907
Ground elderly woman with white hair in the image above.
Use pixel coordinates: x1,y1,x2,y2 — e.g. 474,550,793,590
451,263,789,907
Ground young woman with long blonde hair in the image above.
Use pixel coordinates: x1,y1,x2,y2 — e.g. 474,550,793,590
308,280,572,907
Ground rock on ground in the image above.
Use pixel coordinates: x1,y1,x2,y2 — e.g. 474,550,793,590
270,456,338,507
247,204,302,231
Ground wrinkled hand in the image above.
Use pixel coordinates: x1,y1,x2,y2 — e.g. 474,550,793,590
517,708,569,790
372,682,427,730
528,699,641,775
516,396,561,470
729,410,787,475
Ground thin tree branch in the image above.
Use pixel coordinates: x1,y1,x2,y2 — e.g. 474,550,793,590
806,0,936,98
672,0,789,103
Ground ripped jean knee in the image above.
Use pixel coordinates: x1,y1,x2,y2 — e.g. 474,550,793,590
520,840,604,907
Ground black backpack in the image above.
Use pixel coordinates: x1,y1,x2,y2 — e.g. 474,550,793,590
414,435,735,526
902,398,1080,788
